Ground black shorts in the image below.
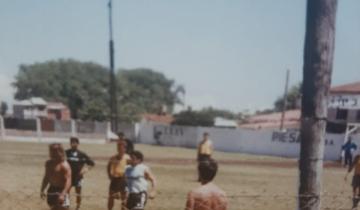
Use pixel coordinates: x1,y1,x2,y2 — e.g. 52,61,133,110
127,192,147,210
197,154,211,162
72,176,83,187
109,177,127,194
47,186,70,208
352,175,360,188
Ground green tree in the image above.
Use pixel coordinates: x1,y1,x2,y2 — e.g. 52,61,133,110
13,59,184,122
200,107,238,120
274,83,302,111
172,108,214,127
0,101,8,116
13,59,109,119
117,68,184,115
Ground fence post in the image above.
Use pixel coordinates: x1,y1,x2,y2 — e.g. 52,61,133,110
36,118,42,142
0,115,5,141
71,119,77,137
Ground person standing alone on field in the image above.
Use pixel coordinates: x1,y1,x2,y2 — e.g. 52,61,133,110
342,137,357,168
107,140,131,210
41,143,72,210
65,137,95,210
125,150,157,210
185,158,227,210
197,132,213,181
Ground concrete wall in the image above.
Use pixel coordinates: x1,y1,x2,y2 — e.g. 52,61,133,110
137,122,358,161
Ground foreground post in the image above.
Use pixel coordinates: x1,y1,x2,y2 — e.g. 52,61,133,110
298,0,337,210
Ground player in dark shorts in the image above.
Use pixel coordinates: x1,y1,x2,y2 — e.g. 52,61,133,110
107,140,130,210
197,132,213,181
345,154,360,209
125,150,156,210
41,143,72,210
65,137,95,210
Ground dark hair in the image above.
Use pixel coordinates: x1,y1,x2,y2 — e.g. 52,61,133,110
49,143,65,159
117,132,125,138
70,137,79,144
198,158,218,182
131,150,144,161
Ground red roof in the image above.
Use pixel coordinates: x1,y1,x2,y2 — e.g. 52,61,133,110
142,114,174,124
239,109,300,130
330,81,360,94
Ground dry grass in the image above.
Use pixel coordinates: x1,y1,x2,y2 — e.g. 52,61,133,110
0,141,352,210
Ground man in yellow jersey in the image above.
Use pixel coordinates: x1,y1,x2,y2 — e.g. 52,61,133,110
107,140,130,210
197,132,213,181
345,154,360,209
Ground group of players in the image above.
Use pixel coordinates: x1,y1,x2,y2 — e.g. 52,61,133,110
39,132,228,210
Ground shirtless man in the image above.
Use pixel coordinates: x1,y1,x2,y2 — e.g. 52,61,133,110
345,154,360,209
107,140,130,210
41,143,72,210
185,158,227,210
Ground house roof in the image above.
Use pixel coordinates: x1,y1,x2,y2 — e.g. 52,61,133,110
239,109,301,130
330,81,360,94
142,113,174,124
14,97,47,106
47,102,67,110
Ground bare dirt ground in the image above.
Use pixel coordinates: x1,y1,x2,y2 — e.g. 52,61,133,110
0,141,353,210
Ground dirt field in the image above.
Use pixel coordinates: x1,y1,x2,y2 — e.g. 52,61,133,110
0,141,353,210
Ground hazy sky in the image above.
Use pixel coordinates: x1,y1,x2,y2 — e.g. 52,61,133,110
0,0,359,112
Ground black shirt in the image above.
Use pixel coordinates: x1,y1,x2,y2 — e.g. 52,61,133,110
65,149,95,176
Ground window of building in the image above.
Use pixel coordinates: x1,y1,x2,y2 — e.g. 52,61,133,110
356,110,360,121
336,109,348,120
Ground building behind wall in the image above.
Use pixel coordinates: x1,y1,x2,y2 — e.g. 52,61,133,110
13,97,71,120
327,81,360,133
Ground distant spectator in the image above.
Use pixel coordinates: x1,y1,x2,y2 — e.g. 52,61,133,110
185,159,227,210
342,137,357,168
197,132,213,181
117,132,134,154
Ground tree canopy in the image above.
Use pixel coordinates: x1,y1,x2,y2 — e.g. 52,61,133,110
172,106,242,127
13,59,184,122
273,83,302,112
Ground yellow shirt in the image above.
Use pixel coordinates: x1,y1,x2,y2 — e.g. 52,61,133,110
109,154,130,178
199,140,213,156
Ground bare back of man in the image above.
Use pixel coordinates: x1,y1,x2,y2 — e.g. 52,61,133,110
186,183,227,210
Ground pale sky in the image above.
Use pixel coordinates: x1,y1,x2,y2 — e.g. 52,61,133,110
0,0,359,113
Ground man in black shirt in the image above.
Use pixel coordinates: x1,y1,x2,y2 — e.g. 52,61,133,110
66,137,95,210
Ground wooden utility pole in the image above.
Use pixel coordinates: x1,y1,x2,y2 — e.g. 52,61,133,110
298,1,337,210
280,69,290,131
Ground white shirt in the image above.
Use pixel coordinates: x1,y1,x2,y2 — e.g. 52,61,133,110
125,163,149,193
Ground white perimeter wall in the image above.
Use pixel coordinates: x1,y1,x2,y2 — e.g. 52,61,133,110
138,122,360,161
